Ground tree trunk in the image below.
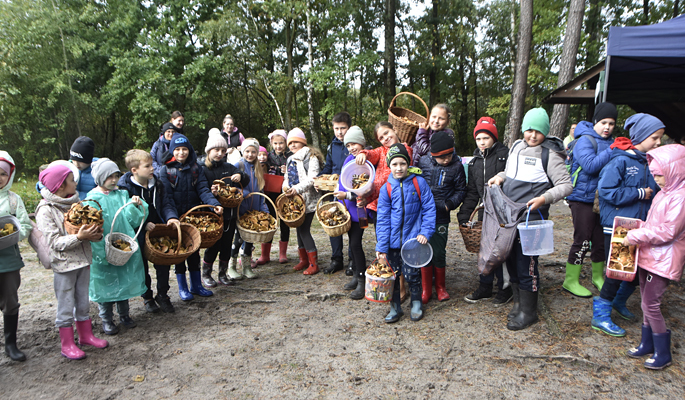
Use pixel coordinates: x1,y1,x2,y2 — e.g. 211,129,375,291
284,18,295,131
674,0,680,18
549,0,586,139
504,0,533,147
584,0,601,69
643,0,649,23
305,1,321,151
429,0,439,106
243,58,251,135
384,0,396,109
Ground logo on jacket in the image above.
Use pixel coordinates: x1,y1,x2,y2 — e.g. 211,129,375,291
626,166,639,177
524,157,537,166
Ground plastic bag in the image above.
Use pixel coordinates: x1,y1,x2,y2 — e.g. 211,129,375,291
477,185,528,275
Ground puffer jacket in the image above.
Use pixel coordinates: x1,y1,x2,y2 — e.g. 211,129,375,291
283,147,321,213
598,148,658,234
375,171,436,253
75,158,98,201
118,172,178,225
151,136,170,172
266,150,292,176
0,151,32,273
417,151,467,224
35,190,92,273
566,121,613,203
321,137,349,175
411,128,455,165
360,143,413,212
496,136,572,220
626,145,685,281
200,159,247,217
457,141,509,224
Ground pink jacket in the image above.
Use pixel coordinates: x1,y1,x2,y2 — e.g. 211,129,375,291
626,145,685,281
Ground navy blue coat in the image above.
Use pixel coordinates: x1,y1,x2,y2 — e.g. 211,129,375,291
417,152,467,224
159,150,220,215
150,136,170,172
118,172,178,224
320,137,349,175
202,160,250,220
566,121,614,203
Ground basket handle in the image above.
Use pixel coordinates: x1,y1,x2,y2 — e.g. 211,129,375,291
468,205,484,224
241,192,280,225
76,198,103,211
316,192,338,211
180,204,218,220
110,201,145,241
524,206,545,227
219,177,243,191
389,92,430,121
174,222,182,254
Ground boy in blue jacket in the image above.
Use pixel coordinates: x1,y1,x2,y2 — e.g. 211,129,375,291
376,144,436,323
69,136,98,200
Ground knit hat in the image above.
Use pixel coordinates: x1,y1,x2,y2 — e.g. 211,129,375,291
268,129,288,142
241,138,260,153
205,133,228,153
287,128,307,146
625,113,665,145
39,164,73,194
593,102,618,125
0,160,12,176
430,131,455,157
521,108,550,136
473,117,498,141
386,143,410,167
69,136,95,164
91,158,121,187
161,122,176,137
259,146,267,153
169,133,194,154
343,126,366,147
208,128,221,137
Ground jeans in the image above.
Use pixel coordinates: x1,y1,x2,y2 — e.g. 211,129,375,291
506,234,539,292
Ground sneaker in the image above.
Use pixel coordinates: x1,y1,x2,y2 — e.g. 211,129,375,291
155,294,175,313
120,316,137,328
464,284,493,304
492,286,514,306
144,298,161,313
102,320,119,335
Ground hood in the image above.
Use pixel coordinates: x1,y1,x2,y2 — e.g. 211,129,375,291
609,147,646,163
540,135,566,154
158,134,170,144
0,151,16,194
574,121,605,142
646,144,685,193
39,188,80,211
473,141,506,158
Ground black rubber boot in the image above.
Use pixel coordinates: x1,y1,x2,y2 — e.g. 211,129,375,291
217,260,234,286
323,258,344,274
345,260,354,276
3,313,26,361
507,289,539,331
343,276,358,290
201,262,217,288
349,277,365,300
507,283,520,321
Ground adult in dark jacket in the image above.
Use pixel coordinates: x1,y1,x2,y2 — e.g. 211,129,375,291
563,103,617,298
457,118,511,305
221,114,245,164
151,123,176,172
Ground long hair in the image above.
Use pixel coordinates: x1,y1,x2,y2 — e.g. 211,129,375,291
243,138,264,191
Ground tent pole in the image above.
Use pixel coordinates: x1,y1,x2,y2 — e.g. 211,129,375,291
602,56,611,103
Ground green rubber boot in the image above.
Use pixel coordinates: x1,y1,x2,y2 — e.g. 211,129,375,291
562,263,592,298
591,261,605,291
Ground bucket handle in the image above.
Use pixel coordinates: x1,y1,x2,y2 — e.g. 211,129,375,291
524,206,545,228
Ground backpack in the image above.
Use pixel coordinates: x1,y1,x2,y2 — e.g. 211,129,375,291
385,177,422,201
565,136,597,187
165,163,200,189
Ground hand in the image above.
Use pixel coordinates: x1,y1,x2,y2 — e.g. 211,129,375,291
488,176,504,187
211,184,219,195
214,206,223,215
355,153,367,165
418,122,428,130
145,222,156,231
231,174,241,182
356,197,367,207
167,218,180,229
313,181,320,190
130,196,143,206
77,224,102,242
622,237,631,246
644,187,653,200
285,188,297,197
333,191,346,200
526,196,546,211
281,165,286,174
416,234,428,245
376,251,386,260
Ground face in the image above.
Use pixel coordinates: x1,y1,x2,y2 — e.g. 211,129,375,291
653,175,666,188
434,153,453,166
390,158,408,179
569,124,577,137
56,173,77,197
258,152,268,163
132,160,154,182
72,160,89,171
346,142,364,156
332,122,350,141
172,117,184,129
164,129,175,140
593,118,615,138
635,129,665,153
243,147,257,163
173,146,189,163
377,126,399,148
288,141,304,153
223,118,234,133
271,136,286,154
102,173,120,191
429,107,450,132
475,133,495,151
523,129,545,147
0,170,8,190
208,148,227,162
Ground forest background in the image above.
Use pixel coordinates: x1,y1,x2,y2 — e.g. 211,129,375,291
0,0,682,176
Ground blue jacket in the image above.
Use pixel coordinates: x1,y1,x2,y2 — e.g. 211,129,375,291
150,135,170,172
76,158,98,200
417,152,467,225
234,158,269,215
159,150,220,215
320,137,349,175
375,172,436,253
566,121,613,203
598,149,658,234
118,172,178,224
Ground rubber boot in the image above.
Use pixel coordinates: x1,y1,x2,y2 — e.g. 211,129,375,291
278,241,289,263
628,325,654,358
240,255,258,279
591,261,605,291
344,276,358,290
349,277,365,300
176,273,194,301
507,289,539,331
217,260,233,285
256,243,271,265
303,251,319,275
435,267,450,302
591,296,626,337
612,281,637,321
75,319,109,348
201,261,217,288
189,270,214,296
385,294,403,323
507,283,520,322
562,262,592,298
227,256,243,280
59,326,86,360
421,265,433,304
3,313,26,361
645,330,672,370
410,300,424,321
293,248,309,271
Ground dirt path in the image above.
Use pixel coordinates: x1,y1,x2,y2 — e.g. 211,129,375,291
2,203,684,399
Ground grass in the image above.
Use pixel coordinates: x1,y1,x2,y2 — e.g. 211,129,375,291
11,174,41,213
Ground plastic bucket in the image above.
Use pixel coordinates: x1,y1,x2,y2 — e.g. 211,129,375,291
517,208,554,256
340,161,375,195
365,273,395,303
264,174,284,194
401,238,433,268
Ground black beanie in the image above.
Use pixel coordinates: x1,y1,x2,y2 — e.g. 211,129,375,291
160,122,176,136
386,143,410,167
69,136,95,164
430,131,455,157
593,102,618,125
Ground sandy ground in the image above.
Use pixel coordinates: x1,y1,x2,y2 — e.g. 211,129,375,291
2,203,684,399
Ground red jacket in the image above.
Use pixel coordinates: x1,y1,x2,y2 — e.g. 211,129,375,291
361,143,413,212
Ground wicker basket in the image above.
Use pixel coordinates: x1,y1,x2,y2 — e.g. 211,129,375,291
236,192,279,243
459,206,483,254
214,178,243,208
275,193,306,228
64,199,104,235
144,223,201,265
104,201,144,266
314,175,339,192
316,193,351,237
387,92,429,145
0,215,21,251
180,204,224,249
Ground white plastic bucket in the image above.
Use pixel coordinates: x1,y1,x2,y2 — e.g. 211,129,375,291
340,161,375,195
517,219,554,256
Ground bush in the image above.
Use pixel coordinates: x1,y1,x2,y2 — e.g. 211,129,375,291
12,175,41,213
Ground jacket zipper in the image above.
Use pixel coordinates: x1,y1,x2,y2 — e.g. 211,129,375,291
400,180,405,245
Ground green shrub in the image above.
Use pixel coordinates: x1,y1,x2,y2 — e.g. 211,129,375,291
12,174,41,213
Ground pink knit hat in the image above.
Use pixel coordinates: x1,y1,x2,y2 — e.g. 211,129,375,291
39,164,73,194
205,133,228,153
259,146,267,153
287,128,307,146
268,129,287,142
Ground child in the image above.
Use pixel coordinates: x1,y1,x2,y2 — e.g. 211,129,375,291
458,118,511,305
376,143,436,322
159,133,223,298
563,102,617,298
417,131,466,303
118,150,180,314
86,158,148,335
333,126,371,299
221,114,245,164
69,136,97,200
258,146,269,169
201,134,249,284
489,108,572,331
623,144,685,370
151,122,177,171
259,129,293,265
170,110,184,133
318,112,351,275
412,104,454,165
592,114,663,337
36,165,108,359
283,128,322,275
0,151,32,361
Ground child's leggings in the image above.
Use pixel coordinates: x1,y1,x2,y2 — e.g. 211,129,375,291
639,267,670,334
348,221,366,277
296,212,316,252
98,300,130,323
53,268,90,328
231,231,253,257
205,218,237,263
0,270,20,316
387,248,421,302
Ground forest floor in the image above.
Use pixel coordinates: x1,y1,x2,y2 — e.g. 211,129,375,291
2,203,685,399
